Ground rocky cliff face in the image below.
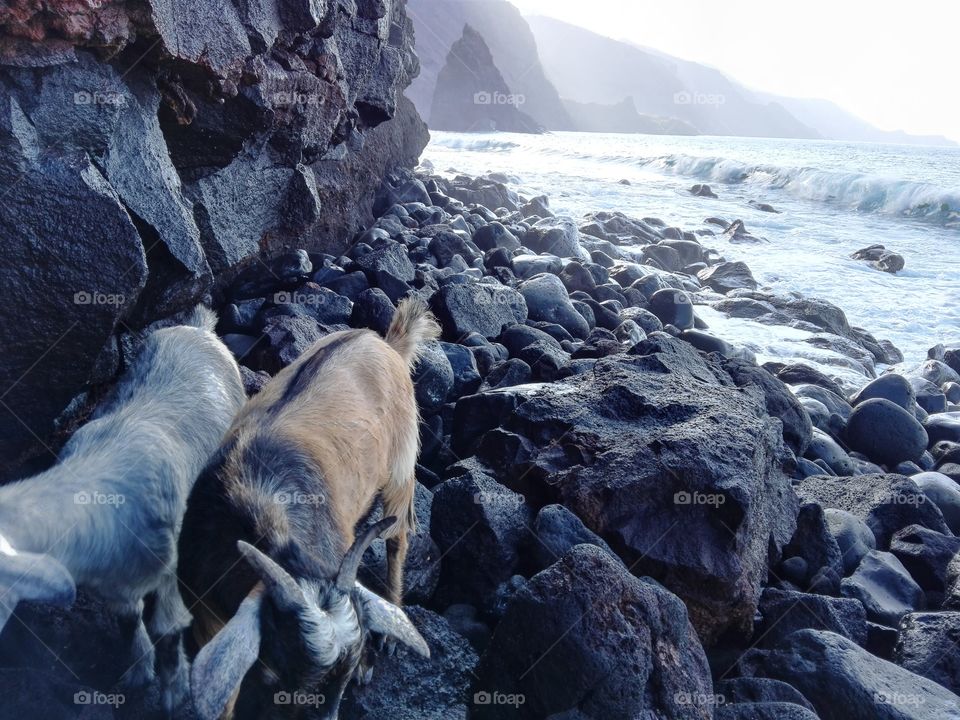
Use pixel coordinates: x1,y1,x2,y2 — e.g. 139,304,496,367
429,25,540,133
0,0,428,480
406,0,571,130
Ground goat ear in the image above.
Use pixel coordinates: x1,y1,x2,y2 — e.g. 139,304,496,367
354,584,430,658
191,590,263,720
0,541,75,630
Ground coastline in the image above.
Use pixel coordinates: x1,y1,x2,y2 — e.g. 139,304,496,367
3,164,959,718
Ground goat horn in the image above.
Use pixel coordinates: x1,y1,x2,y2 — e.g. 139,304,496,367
336,516,397,592
237,541,306,613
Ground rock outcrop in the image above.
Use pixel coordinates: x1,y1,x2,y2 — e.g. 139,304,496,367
0,0,427,479
429,25,540,133
464,333,799,644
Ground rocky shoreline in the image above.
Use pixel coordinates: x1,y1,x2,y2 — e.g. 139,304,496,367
6,164,960,719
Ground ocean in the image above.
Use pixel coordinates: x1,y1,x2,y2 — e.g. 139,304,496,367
423,131,960,385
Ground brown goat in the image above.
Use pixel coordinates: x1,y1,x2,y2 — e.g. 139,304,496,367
178,297,439,720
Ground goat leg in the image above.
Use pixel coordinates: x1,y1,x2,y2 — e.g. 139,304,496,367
147,573,191,716
115,601,156,688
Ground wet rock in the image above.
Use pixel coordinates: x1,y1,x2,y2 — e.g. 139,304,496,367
792,384,853,421
690,183,718,198
748,200,781,214
851,244,905,274
697,261,758,294
845,399,928,467
723,220,767,244
649,288,695,330
841,551,925,627
851,374,916,412
643,243,683,271
744,629,960,720
523,217,588,260
715,297,777,320
510,254,562,279
926,413,960,445
471,545,713,720
910,377,948,414
778,365,846,400
919,360,960,387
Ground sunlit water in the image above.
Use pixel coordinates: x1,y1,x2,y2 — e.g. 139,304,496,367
424,131,960,384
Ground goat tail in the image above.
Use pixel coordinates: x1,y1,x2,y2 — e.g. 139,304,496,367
385,297,440,367
184,304,218,332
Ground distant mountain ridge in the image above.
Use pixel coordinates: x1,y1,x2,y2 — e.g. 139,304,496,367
407,0,572,130
407,0,956,145
631,39,957,147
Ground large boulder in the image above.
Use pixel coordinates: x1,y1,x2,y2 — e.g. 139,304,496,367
429,283,528,341
840,551,925,627
755,587,868,647
745,630,960,719
845,398,928,467
518,273,591,339
473,333,799,643
471,545,713,719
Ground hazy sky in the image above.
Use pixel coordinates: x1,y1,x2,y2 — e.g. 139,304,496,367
509,0,960,142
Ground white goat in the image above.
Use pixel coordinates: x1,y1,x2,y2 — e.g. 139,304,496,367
0,307,246,714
